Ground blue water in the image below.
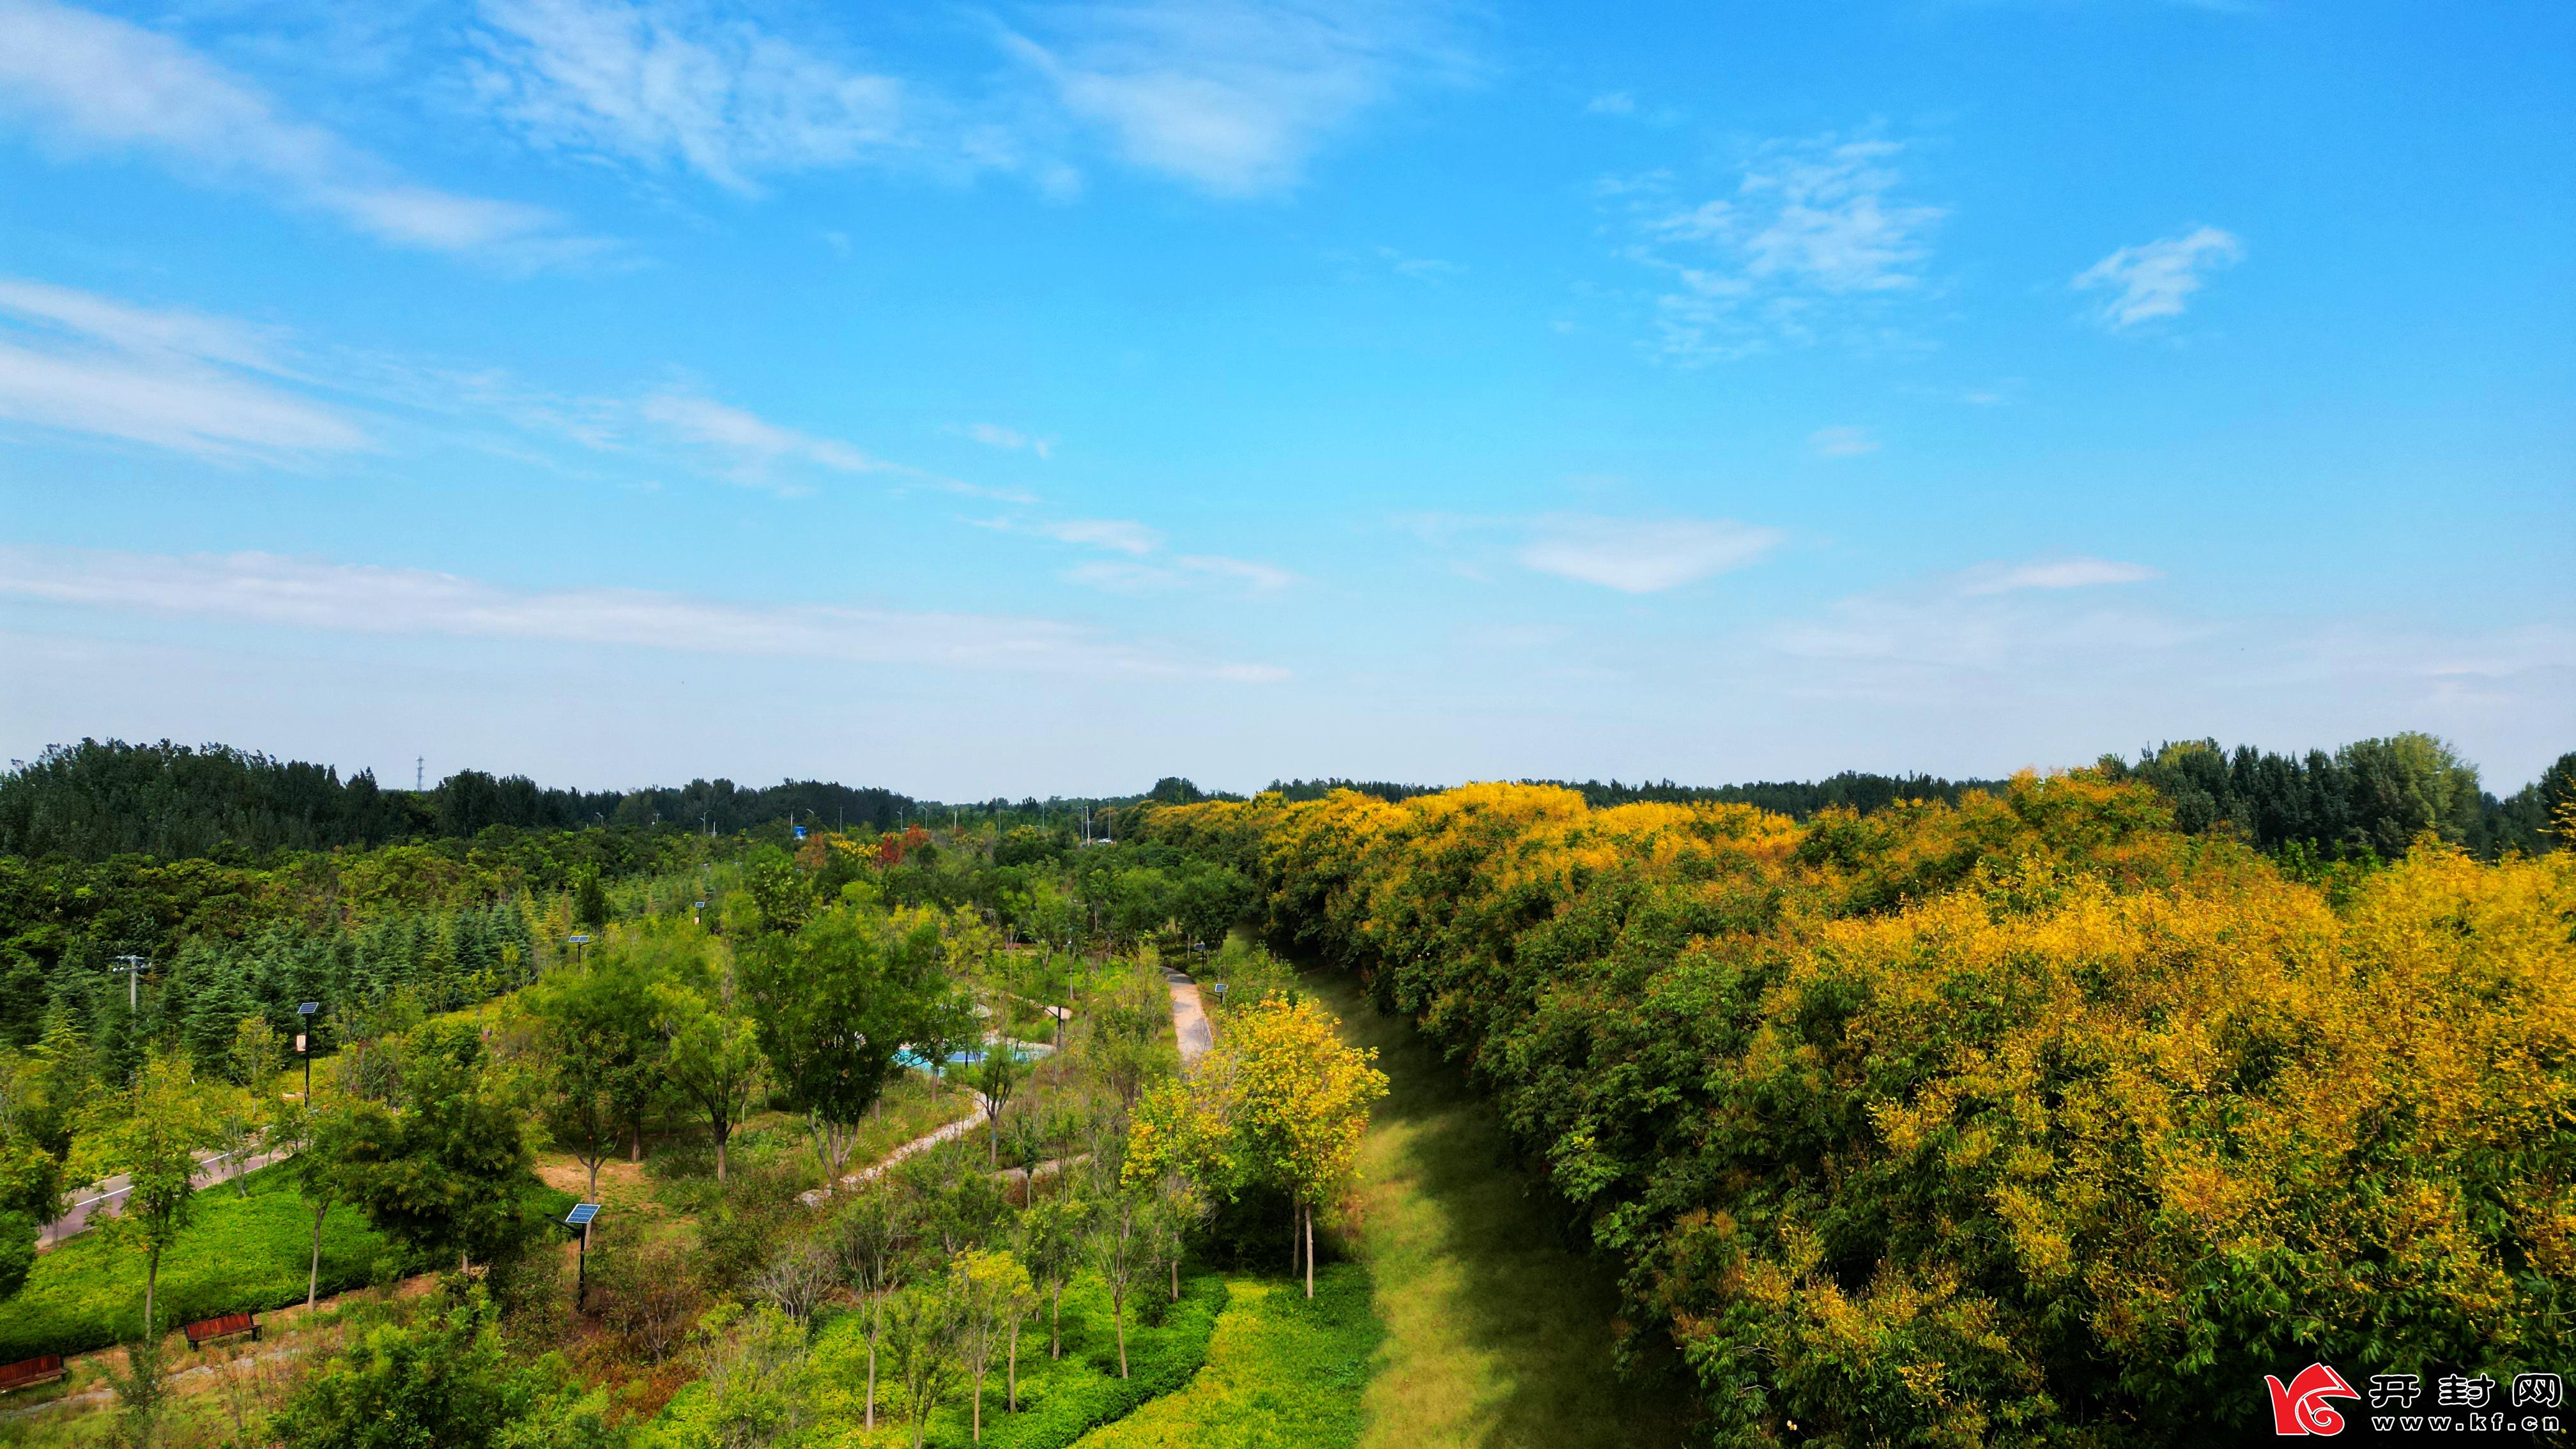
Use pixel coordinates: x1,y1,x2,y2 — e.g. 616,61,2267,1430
894,1045,1044,1072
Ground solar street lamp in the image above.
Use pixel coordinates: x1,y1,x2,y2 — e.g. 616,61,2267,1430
566,934,591,968
296,1002,319,1098
565,1202,601,1310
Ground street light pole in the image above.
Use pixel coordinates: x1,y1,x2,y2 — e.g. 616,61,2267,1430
296,1002,320,1100
110,955,151,1013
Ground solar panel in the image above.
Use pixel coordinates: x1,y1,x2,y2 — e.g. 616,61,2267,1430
565,1203,600,1226
298,1001,321,1015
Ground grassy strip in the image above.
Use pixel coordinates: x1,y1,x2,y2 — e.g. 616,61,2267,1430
1073,1265,1381,1449
1309,972,1694,1449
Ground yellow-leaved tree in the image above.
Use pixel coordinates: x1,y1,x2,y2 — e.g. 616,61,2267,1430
1140,995,1386,1298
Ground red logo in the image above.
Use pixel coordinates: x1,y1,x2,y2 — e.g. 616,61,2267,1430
2267,1363,2360,1436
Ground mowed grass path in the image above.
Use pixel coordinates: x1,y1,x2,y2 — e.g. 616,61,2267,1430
1312,971,1694,1449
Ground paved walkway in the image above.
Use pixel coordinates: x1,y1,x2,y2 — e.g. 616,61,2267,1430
797,1105,990,1206
40,1144,293,1248
1165,968,1213,1066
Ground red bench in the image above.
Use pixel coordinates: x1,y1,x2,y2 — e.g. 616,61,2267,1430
0,1354,65,1392
181,1312,258,1350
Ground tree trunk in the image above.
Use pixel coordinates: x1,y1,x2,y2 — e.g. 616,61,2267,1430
1170,1256,1179,1303
972,1370,983,1441
144,1244,160,1340
1050,1285,1062,1358
629,1121,643,1162
308,1202,325,1309
1289,1200,1300,1277
715,1128,728,1184
1304,1204,1314,1300
1112,1289,1128,1379
586,1157,601,1200
865,1326,878,1430
1008,1321,1020,1412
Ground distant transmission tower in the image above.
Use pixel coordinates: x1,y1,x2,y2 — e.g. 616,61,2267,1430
416,756,424,790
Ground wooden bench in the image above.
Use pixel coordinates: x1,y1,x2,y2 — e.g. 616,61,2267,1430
181,1312,258,1350
0,1354,65,1392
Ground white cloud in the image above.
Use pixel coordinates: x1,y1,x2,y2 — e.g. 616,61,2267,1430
1609,134,1947,362
2073,225,2242,328
0,0,596,264
1584,91,1634,116
637,390,895,491
1069,555,1299,593
464,0,925,194
1517,516,1784,594
0,545,1281,681
956,422,1055,459
1959,557,2162,595
0,276,370,459
1041,518,1163,556
1809,425,1878,457
1004,0,1471,197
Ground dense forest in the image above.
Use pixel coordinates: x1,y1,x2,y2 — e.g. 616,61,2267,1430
1140,753,2576,1443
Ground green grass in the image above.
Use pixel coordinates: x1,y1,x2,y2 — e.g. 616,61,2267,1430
1073,1264,1382,1449
0,1162,399,1361
1308,972,1695,1449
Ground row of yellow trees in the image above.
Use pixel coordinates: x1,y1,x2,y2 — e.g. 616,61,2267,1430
1142,774,2576,1445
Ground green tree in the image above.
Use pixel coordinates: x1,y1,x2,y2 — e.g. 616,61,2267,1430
742,847,813,935
654,961,767,1183
829,1185,912,1431
334,1020,537,1273
1018,1189,1091,1361
1087,1183,1150,1378
215,1015,282,1199
954,1247,1038,1439
883,1279,962,1449
737,905,926,1189
73,1051,220,1338
572,870,611,933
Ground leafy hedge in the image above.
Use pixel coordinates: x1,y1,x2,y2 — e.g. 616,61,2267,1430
1075,1264,1381,1449
0,1161,394,1360
1143,776,2576,1445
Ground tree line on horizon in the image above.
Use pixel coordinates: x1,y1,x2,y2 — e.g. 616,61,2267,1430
11,733,2568,871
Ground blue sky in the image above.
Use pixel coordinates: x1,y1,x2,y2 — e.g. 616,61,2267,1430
1,0,2568,798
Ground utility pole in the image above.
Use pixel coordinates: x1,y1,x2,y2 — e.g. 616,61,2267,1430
110,955,151,1012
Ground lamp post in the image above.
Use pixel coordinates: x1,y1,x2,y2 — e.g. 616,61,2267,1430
296,1002,319,1099
565,1203,601,1310
566,934,590,969
109,955,151,1013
